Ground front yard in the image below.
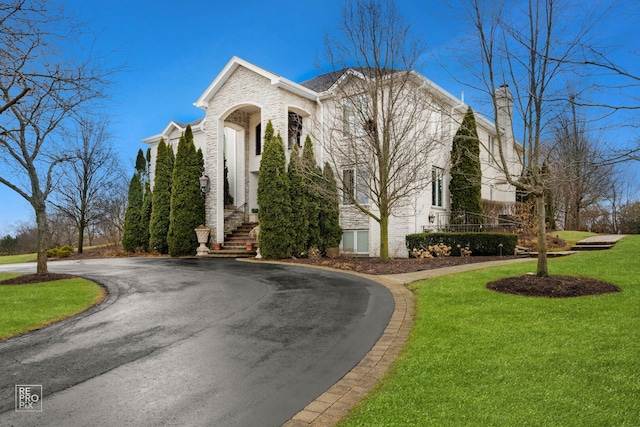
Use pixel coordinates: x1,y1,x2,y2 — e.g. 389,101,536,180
338,235,639,426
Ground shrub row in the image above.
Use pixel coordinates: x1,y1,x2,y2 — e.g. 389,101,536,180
406,232,518,257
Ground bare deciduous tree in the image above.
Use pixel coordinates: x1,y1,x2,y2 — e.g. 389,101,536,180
458,0,627,276
0,0,114,273
51,117,124,253
321,0,442,260
548,100,614,230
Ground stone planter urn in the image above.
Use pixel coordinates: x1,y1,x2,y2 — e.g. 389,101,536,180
195,225,211,256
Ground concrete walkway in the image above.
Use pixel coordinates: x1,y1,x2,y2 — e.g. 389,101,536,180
576,234,627,245
279,256,534,427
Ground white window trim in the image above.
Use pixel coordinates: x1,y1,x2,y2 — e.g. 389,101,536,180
342,168,369,205
342,95,368,137
432,166,444,208
342,229,369,254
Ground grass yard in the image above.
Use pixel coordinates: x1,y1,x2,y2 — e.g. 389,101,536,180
552,230,598,248
0,274,106,340
0,253,37,264
339,235,640,427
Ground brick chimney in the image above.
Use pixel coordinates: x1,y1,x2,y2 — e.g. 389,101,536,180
495,84,514,159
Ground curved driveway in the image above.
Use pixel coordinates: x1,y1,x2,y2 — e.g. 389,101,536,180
0,257,393,426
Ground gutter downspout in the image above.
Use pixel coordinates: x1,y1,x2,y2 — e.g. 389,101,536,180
317,95,325,166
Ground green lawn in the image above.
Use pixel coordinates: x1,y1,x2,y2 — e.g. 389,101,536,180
0,275,105,340
552,230,598,248
339,235,640,427
0,253,37,264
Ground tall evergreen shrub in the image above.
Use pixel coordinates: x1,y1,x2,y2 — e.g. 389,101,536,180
141,181,152,252
319,162,343,252
302,136,321,249
168,126,205,256
288,144,309,256
257,121,292,258
149,139,172,253
450,107,483,222
122,172,145,252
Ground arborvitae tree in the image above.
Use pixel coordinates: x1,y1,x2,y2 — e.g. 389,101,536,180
135,149,146,177
141,181,152,252
167,142,175,170
257,122,292,258
196,147,204,174
223,157,234,206
168,127,205,256
450,107,483,222
287,144,308,256
302,135,321,249
319,162,342,252
149,139,172,254
122,172,145,252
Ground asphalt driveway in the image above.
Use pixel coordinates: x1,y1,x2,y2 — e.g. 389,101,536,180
0,257,393,426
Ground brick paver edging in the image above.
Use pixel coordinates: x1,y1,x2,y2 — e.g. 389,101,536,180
284,274,413,426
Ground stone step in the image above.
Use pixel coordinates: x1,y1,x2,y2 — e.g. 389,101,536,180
571,244,614,251
205,248,256,258
223,242,256,248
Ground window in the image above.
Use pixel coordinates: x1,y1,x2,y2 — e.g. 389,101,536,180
255,123,262,155
342,168,369,205
342,230,369,254
288,112,302,149
342,96,368,137
488,135,495,165
430,110,443,139
432,167,444,207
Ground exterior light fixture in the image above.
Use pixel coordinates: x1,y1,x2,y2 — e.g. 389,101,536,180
428,212,436,223
199,173,210,194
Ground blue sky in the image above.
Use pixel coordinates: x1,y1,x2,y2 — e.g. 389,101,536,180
1,0,638,234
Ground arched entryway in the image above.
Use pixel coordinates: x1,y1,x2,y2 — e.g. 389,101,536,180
211,104,262,246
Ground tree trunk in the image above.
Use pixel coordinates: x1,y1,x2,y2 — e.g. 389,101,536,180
77,222,85,254
35,205,49,274
535,194,548,277
379,214,389,261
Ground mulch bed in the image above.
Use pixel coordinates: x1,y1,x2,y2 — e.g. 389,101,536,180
273,255,521,275
487,275,621,298
0,273,75,286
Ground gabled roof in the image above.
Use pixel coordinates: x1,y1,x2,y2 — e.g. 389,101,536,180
299,67,399,93
142,118,204,144
194,56,319,109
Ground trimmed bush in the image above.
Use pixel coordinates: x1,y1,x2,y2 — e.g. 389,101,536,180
406,232,517,256
47,245,74,258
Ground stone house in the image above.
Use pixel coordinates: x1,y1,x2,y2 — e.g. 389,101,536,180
143,56,521,257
